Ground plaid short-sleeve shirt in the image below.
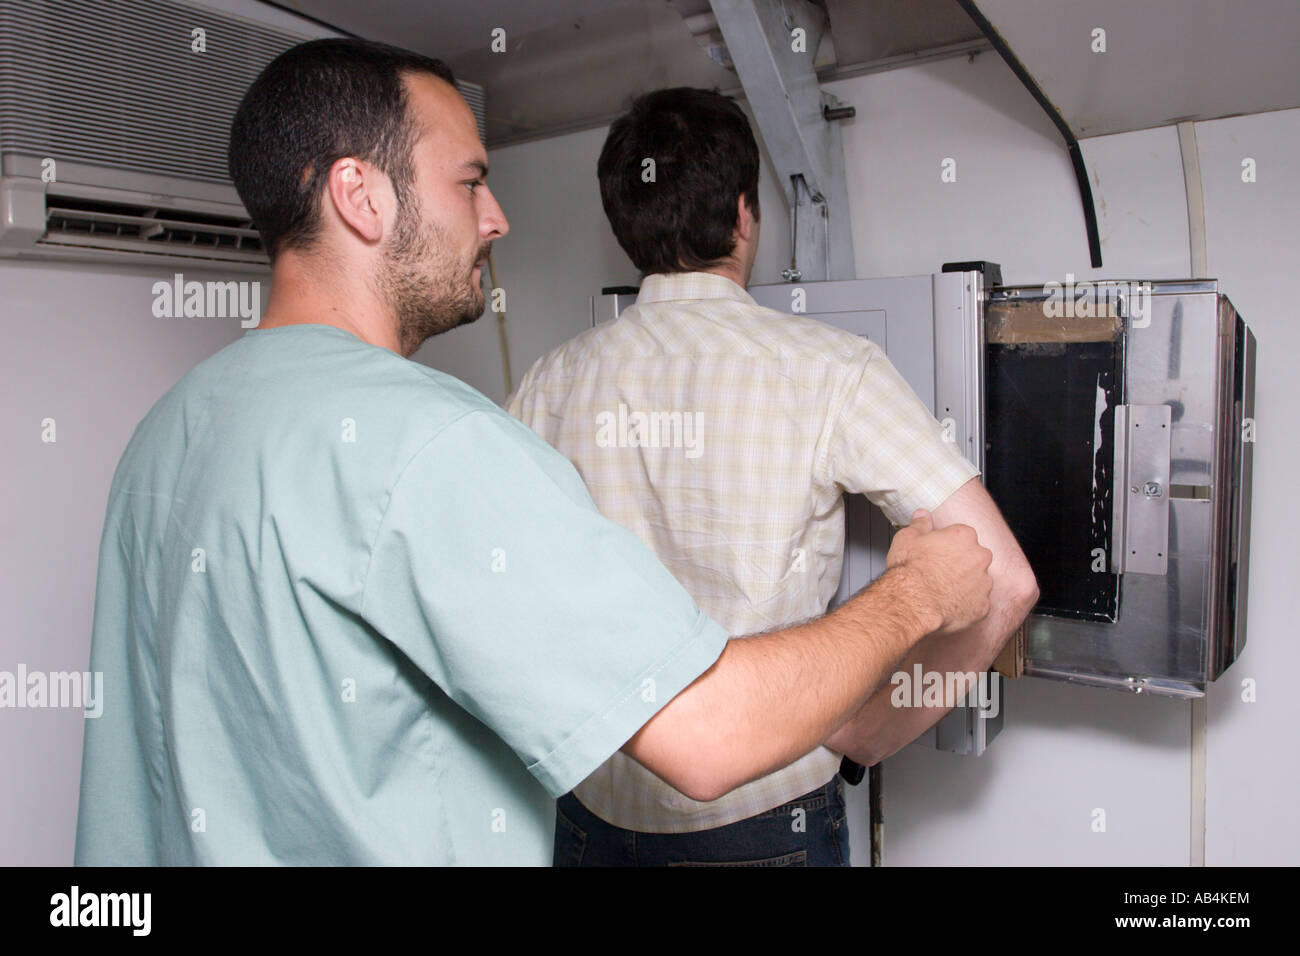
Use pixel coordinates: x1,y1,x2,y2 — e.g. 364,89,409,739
507,271,978,833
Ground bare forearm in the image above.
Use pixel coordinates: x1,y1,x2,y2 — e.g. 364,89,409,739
826,586,1031,765
625,566,939,802
825,478,1038,765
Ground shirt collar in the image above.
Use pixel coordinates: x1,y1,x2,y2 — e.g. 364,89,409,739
634,271,757,307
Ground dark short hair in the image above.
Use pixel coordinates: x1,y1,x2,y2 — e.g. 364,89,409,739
228,38,456,261
597,87,760,277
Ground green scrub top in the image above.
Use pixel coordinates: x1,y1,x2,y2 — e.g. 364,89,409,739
74,323,729,865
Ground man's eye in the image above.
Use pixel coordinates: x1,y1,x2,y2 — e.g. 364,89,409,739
465,180,482,194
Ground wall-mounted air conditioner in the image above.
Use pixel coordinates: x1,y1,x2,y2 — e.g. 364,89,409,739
0,0,485,274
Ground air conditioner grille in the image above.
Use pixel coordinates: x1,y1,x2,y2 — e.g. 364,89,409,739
0,0,489,188
0,0,308,185
40,191,266,264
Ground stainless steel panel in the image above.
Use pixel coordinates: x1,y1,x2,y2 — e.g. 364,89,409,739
1208,301,1254,678
1230,320,1256,667
931,673,1003,756
989,281,1252,697
933,270,986,473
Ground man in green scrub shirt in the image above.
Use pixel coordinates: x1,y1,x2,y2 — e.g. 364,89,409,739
74,38,995,865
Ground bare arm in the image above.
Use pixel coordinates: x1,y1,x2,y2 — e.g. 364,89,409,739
622,515,992,803
823,477,1038,765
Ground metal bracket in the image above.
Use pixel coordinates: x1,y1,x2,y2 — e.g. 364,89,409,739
1112,404,1172,574
933,672,1004,756
709,0,856,281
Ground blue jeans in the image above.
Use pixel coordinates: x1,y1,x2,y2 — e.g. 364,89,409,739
553,777,850,866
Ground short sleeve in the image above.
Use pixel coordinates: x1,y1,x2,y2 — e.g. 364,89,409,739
824,341,980,526
360,408,730,798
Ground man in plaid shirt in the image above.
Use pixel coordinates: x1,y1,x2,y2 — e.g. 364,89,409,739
508,87,1037,866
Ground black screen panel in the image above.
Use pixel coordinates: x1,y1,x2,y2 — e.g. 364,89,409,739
984,339,1122,622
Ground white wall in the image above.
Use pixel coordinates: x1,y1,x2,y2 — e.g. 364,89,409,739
3,3,1294,865
1196,109,1299,866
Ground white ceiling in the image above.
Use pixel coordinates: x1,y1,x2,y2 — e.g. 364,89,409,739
976,0,1300,138
270,0,985,144
272,0,1300,144
278,0,651,58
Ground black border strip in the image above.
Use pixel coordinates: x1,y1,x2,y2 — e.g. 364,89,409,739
956,0,1104,268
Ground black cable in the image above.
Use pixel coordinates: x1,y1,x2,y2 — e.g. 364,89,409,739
869,762,882,866
253,0,362,39
956,0,1103,268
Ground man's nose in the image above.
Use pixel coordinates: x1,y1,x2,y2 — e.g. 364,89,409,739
482,187,508,239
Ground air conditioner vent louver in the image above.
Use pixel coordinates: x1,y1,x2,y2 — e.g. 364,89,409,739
39,191,265,265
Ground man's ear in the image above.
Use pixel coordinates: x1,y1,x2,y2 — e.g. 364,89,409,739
325,158,387,245
735,192,758,242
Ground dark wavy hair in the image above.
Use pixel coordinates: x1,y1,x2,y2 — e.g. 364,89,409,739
228,38,456,261
597,87,760,277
